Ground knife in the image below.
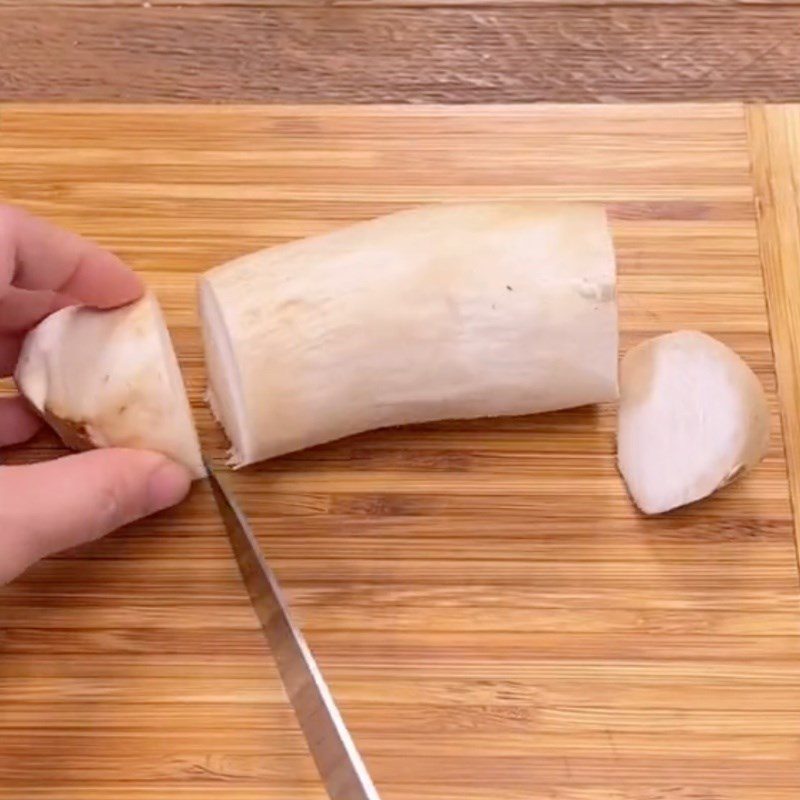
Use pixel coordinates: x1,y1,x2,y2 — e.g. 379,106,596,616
205,462,382,800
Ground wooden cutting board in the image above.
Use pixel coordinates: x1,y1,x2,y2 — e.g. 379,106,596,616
1,104,800,800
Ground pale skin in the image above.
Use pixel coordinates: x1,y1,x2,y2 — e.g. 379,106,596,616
0,206,191,584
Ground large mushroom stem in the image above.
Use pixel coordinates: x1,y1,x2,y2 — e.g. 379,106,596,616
199,203,619,467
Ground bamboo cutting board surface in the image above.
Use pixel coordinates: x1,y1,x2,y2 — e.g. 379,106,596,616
1,104,800,800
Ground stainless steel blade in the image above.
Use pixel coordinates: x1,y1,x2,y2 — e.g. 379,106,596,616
206,463,381,800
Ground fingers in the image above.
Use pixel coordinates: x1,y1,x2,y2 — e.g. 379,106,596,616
0,449,191,584
0,397,42,446
0,286,73,334
0,333,23,377
0,205,144,309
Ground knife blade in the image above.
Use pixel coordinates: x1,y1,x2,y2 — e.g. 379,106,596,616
205,462,382,800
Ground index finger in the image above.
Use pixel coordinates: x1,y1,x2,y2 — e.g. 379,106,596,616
0,206,144,308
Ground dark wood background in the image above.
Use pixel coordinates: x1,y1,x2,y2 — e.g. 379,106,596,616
2,1,800,102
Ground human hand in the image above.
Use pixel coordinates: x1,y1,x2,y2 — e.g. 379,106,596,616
0,206,191,584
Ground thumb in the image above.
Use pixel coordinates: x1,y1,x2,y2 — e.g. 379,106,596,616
0,449,191,583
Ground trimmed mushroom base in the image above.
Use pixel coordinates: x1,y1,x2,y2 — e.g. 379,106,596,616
617,331,770,515
199,203,619,468
15,293,205,479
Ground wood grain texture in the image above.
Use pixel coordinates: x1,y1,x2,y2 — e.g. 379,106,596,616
1,103,799,799
1,0,798,5
2,0,799,6
747,104,800,564
3,8,800,102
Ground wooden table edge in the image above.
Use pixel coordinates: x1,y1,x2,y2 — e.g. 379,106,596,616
746,103,800,574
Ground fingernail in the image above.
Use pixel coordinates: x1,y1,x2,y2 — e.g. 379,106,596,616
146,459,191,513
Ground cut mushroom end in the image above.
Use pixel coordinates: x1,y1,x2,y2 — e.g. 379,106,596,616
617,330,769,515
199,279,249,468
15,293,206,480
